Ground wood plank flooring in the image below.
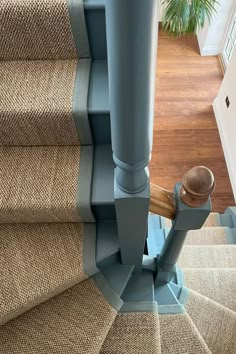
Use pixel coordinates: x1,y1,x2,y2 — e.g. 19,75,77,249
150,29,235,212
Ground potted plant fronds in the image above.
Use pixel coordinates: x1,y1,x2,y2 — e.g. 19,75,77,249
162,0,219,36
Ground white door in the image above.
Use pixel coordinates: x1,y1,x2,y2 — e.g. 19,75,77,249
222,5,236,68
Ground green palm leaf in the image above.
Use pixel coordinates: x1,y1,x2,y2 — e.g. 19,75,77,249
162,0,219,36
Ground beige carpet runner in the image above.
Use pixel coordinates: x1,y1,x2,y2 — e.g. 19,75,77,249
0,279,117,354
0,60,80,146
0,222,96,325
178,245,236,268
100,312,161,354
0,146,94,223
160,314,211,354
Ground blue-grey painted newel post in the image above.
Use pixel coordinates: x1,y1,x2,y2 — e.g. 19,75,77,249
156,166,215,284
105,0,159,270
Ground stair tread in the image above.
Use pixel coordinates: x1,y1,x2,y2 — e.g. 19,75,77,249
0,0,78,60
183,268,236,312
160,312,211,354
0,278,117,354
0,222,97,325
186,289,236,354
178,245,236,268
0,146,94,223
100,311,161,354
185,227,229,245
0,60,80,146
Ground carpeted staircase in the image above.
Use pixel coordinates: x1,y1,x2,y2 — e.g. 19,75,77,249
0,1,236,353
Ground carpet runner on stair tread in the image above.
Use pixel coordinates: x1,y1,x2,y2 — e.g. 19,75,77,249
0,146,94,223
0,222,96,325
178,245,236,268
183,268,236,312
100,311,161,354
186,290,236,354
185,227,229,245
0,59,91,146
0,278,117,354
160,313,211,354
0,0,89,60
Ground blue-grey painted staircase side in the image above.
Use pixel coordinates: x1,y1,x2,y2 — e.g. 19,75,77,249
225,207,236,227
84,0,107,60
88,61,110,144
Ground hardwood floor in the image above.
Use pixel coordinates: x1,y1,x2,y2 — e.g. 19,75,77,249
150,29,235,212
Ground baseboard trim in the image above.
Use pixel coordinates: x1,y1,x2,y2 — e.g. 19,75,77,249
213,101,236,200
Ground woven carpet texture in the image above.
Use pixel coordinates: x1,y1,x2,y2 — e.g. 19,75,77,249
186,290,236,354
100,312,161,354
0,223,88,325
178,245,236,268
160,314,211,354
0,279,117,354
0,146,84,223
183,268,236,312
0,60,80,146
0,0,77,60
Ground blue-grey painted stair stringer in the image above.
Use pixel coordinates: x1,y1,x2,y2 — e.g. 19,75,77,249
154,270,189,314
121,270,155,302
120,301,158,313
226,228,236,244
92,272,123,311
101,264,135,297
84,0,107,60
225,207,236,227
147,215,166,256
91,145,115,220
88,60,110,144
96,220,119,264
219,214,234,227
94,222,189,314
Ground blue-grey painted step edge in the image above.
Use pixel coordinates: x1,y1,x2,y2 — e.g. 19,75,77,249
91,145,116,220
93,272,123,311
88,60,109,114
158,304,186,314
122,270,155,302
225,207,236,227
120,301,158,313
220,214,234,228
84,2,107,60
88,60,110,144
156,286,189,314
155,283,179,305
226,228,236,244
84,0,105,10
96,221,119,263
147,214,166,256
101,264,135,297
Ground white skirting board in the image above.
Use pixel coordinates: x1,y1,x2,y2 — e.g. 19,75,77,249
213,100,236,201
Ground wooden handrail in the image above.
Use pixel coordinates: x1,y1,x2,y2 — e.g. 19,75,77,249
150,166,215,220
150,183,176,220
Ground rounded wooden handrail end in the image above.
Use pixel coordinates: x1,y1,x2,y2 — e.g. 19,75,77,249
180,166,215,208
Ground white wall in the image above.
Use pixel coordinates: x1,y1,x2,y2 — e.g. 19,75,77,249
197,0,234,56
213,49,236,200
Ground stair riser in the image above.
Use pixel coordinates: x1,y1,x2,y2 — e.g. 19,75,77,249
85,3,107,60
